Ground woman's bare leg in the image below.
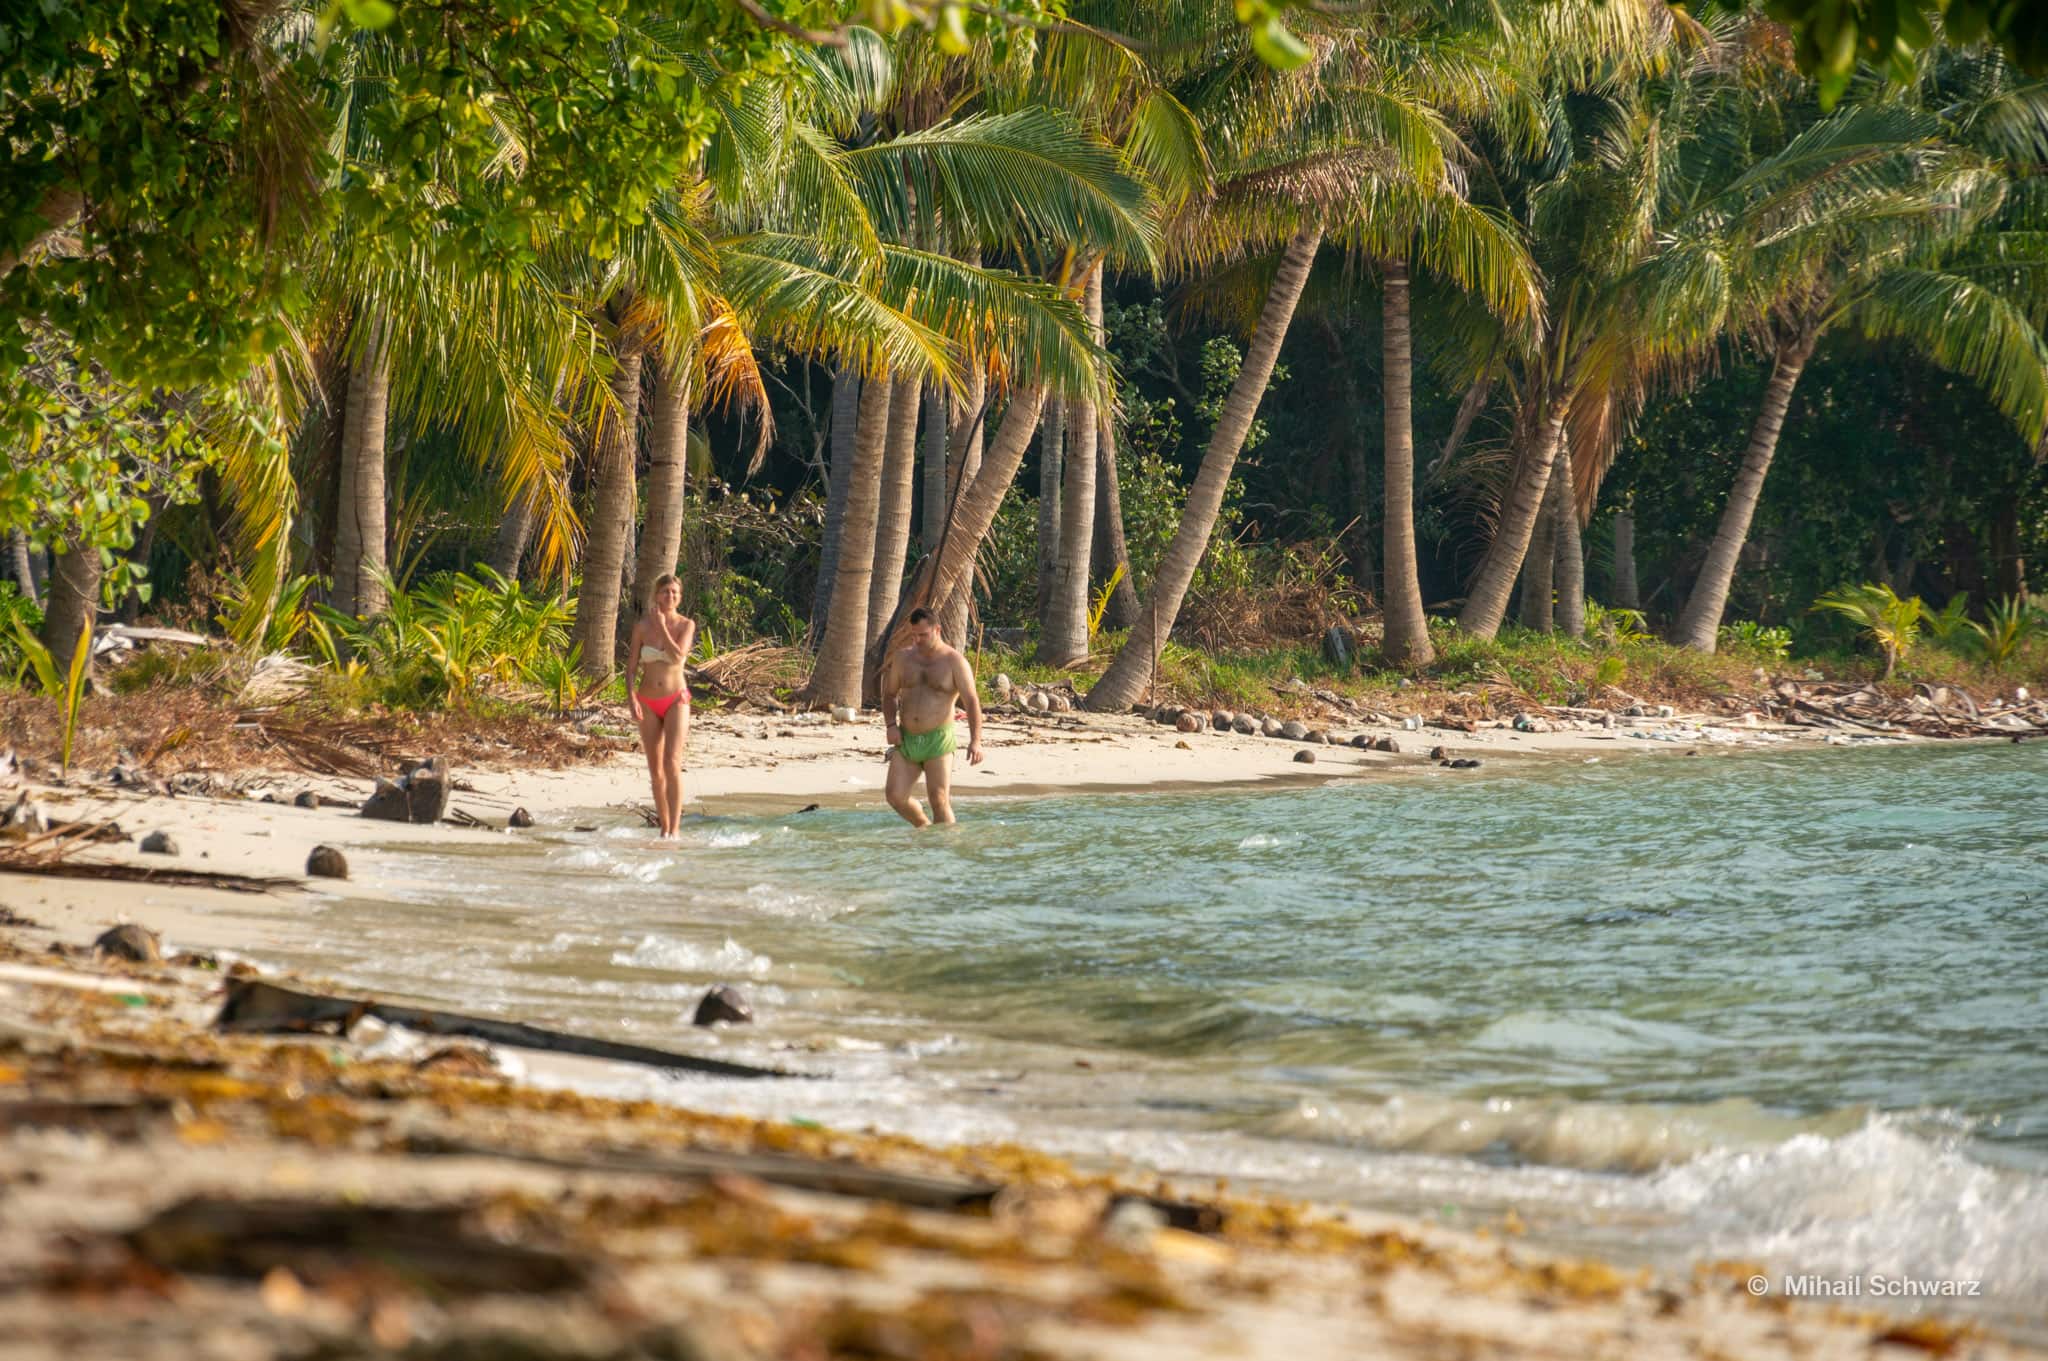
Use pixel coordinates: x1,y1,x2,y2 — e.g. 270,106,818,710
638,704,670,835
660,703,689,835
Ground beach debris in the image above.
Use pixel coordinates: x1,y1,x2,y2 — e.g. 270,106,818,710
1175,740,1192,750
1751,679,2048,739
233,652,317,707
1174,712,1203,734
1428,745,1449,760
1232,714,1258,735
360,756,453,824
1512,713,1544,733
1025,691,1050,713
1374,737,1402,753
138,830,179,856
1260,716,1283,738
1279,720,1310,741
1349,733,1372,749
216,977,794,1079
305,845,348,880
127,1195,594,1296
1305,728,1329,745
693,985,754,1027
993,673,1014,702
509,807,535,828
1293,749,1317,764
1211,710,1234,732
2,792,51,840
92,922,162,963
1438,757,1482,770
830,705,860,724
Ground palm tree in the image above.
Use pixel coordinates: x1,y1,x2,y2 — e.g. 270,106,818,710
808,376,896,705
866,377,924,647
1666,79,2048,650
1041,263,1107,665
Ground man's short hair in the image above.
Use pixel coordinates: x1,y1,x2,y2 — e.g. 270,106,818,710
907,607,937,626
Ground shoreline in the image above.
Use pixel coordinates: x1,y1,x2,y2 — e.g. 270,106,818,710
4,709,2034,1357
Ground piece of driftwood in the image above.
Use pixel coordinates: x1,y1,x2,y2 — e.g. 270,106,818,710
215,978,795,1080
0,861,302,893
101,625,213,649
404,1134,1001,1211
128,1196,593,1294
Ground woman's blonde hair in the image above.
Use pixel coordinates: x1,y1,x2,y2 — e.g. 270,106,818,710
649,573,681,606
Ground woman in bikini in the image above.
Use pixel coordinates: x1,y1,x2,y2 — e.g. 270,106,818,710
626,574,696,838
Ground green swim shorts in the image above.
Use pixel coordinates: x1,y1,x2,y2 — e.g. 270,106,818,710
895,722,957,765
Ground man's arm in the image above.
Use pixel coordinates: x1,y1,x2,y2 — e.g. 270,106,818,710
879,655,901,746
956,651,984,763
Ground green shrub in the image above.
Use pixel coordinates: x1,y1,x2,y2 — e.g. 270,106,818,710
1717,619,1793,664
1811,582,1924,678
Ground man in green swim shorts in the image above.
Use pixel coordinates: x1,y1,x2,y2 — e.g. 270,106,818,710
879,607,985,827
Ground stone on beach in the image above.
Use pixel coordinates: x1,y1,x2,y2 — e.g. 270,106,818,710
693,985,753,1026
305,845,349,879
360,757,454,824
994,673,1014,702
139,830,178,855
1232,714,1259,735
1279,720,1310,742
1260,716,1284,738
1373,736,1401,754
508,807,535,829
1293,749,1317,764
1304,728,1329,745
1211,710,1234,732
93,922,161,963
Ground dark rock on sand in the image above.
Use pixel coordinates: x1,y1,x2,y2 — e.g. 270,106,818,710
1232,713,1258,735
1349,733,1372,749
93,923,161,963
693,985,754,1026
508,807,536,828
294,790,321,809
1211,710,1233,732
361,758,454,824
1279,720,1310,742
1260,716,1284,738
139,830,178,855
305,845,349,879
1428,745,1448,761
1293,749,1317,764
1373,736,1401,754
1304,728,1329,745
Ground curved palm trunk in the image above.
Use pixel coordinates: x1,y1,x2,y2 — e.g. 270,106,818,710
1092,406,1141,630
1553,439,1586,639
805,376,894,708
489,492,536,581
10,529,37,604
1085,226,1322,713
1042,266,1104,665
571,339,645,679
331,332,392,619
1457,381,1573,639
866,379,923,651
919,386,1049,622
810,365,861,639
1611,506,1639,609
39,544,100,684
1673,328,1818,652
1379,258,1433,667
920,385,948,555
633,354,693,610
1034,396,1064,623
1519,465,1558,631
940,369,988,644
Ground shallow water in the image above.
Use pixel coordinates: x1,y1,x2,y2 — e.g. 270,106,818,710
248,741,2048,1330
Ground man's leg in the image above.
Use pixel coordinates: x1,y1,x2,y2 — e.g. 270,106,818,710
884,749,930,828
923,751,955,825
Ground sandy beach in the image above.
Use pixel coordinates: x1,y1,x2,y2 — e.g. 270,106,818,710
9,704,2027,1360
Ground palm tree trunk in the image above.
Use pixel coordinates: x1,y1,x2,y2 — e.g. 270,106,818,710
1611,505,1639,608
311,350,349,580
1379,258,1433,667
331,330,392,619
1519,470,1557,631
918,386,1050,622
39,543,100,683
1552,439,1586,638
1034,396,1064,623
1673,327,1818,652
633,353,693,610
866,378,922,651
1085,226,1322,713
806,377,895,707
1428,359,1495,485
1457,378,1573,639
811,365,861,639
940,368,988,644
1042,264,1104,665
920,385,948,555
10,529,37,604
571,336,646,679
1092,406,1141,630
489,492,536,581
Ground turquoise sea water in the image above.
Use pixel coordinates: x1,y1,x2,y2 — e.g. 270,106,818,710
254,741,2048,1329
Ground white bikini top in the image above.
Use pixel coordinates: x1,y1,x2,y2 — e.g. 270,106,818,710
640,645,673,663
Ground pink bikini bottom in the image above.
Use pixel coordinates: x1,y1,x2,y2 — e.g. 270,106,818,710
638,691,689,721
